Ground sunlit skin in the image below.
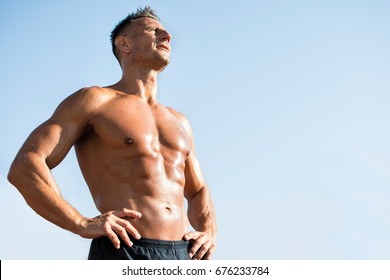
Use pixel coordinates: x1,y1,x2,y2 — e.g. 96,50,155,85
8,17,217,260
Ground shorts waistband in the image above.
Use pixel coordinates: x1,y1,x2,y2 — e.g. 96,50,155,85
130,237,190,248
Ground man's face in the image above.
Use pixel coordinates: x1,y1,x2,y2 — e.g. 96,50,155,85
125,17,171,70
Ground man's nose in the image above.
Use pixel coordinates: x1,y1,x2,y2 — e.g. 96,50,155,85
160,30,171,43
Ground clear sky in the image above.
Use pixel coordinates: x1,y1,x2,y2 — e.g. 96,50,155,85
1,0,390,259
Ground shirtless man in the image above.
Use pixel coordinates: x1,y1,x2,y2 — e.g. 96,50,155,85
7,6,217,260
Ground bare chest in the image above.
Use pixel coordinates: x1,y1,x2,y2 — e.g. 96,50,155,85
88,97,190,155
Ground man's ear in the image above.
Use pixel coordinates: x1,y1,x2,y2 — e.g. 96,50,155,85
115,36,131,54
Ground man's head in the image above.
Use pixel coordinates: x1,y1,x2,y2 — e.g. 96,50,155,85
110,6,171,70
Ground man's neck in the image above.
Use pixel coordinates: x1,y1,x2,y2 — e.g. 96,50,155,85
111,67,160,104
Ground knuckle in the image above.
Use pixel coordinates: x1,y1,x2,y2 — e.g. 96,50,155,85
189,246,198,254
106,231,116,239
103,222,111,231
105,214,114,221
196,249,204,256
123,220,132,227
206,239,213,246
208,245,215,253
198,247,207,255
193,239,203,247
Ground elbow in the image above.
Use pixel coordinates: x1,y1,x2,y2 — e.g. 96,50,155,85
8,158,24,188
7,151,39,189
7,168,15,185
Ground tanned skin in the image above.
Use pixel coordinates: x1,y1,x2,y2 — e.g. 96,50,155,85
8,17,217,260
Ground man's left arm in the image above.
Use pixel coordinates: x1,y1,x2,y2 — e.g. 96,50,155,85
174,112,217,260
183,153,217,260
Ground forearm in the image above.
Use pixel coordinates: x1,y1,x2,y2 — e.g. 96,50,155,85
187,187,217,238
8,152,84,235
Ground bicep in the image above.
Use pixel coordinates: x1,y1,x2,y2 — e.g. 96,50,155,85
16,90,93,169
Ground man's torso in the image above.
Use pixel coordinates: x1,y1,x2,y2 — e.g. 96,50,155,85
75,87,191,240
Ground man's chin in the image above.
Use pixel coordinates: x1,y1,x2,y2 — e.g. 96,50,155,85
155,58,170,71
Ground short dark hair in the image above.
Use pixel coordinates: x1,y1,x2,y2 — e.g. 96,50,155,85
110,6,160,60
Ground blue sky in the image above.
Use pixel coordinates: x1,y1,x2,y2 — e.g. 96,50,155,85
1,0,390,259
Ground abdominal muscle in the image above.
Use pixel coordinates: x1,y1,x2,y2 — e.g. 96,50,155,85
77,150,190,240
89,177,189,241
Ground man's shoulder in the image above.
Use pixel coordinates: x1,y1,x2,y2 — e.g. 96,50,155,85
71,86,118,101
51,86,119,119
166,107,188,122
166,106,193,135
61,86,119,109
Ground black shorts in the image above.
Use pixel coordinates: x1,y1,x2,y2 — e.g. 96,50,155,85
88,236,191,260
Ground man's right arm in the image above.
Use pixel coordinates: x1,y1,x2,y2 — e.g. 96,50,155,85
7,87,140,249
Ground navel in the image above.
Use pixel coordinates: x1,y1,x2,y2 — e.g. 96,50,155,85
124,137,135,145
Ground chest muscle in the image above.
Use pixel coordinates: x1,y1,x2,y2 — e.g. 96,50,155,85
89,98,190,155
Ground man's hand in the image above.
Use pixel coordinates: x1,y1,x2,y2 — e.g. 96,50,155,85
78,208,142,249
183,231,216,260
